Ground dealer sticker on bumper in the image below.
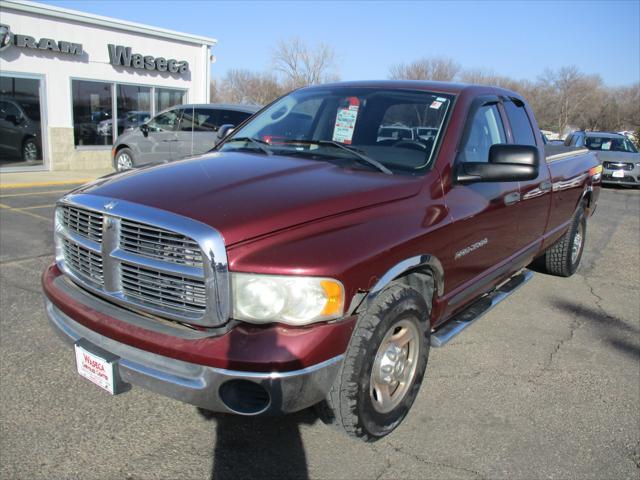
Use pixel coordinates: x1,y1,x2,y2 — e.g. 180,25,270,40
612,170,625,178
74,341,118,394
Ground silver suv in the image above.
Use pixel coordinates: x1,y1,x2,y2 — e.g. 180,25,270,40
565,131,639,186
112,103,259,171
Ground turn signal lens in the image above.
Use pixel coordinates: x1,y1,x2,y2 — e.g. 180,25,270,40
589,165,603,176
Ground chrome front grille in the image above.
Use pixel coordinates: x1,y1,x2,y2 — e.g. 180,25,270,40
121,263,207,313
120,219,203,267
62,238,104,285
54,195,230,327
60,205,103,243
603,161,633,171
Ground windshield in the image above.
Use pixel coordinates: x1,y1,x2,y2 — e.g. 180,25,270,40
585,136,638,153
218,87,454,175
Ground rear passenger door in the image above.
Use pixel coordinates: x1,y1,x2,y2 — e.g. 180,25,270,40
445,99,520,305
502,98,551,254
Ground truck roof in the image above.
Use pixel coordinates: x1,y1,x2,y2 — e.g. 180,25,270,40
299,80,520,98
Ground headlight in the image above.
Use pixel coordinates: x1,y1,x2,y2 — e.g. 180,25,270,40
231,273,345,326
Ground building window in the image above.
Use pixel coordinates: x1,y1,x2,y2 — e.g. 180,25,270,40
72,80,113,146
155,88,186,113
0,75,44,169
116,84,151,137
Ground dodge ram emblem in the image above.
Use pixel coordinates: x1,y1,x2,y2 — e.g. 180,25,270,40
0,24,11,52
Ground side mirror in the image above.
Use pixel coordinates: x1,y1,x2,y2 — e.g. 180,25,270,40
456,144,539,183
216,124,235,142
139,123,149,137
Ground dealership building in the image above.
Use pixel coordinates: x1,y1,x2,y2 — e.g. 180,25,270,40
0,0,215,172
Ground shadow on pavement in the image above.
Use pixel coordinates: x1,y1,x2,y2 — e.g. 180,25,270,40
552,299,639,360
199,407,318,480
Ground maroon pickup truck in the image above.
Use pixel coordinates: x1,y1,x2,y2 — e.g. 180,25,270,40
43,81,601,440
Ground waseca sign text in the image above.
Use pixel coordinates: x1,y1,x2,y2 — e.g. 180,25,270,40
108,44,189,74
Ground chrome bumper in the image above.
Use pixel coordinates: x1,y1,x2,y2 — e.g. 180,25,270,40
46,300,343,415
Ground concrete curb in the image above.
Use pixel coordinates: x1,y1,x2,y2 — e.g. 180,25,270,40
0,179,94,189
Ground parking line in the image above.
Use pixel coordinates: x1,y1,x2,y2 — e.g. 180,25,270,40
0,189,69,198
18,204,56,211
0,203,53,222
0,179,92,189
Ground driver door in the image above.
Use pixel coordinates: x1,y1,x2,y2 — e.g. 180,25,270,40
136,108,181,165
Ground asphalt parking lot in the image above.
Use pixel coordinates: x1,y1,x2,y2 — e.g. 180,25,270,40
0,184,638,480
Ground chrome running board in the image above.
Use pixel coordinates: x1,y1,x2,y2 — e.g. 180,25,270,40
431,269,534,347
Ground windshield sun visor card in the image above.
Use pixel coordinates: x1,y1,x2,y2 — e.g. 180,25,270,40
332,97,360,145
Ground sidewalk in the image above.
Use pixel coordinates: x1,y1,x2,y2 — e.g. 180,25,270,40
0,169,113,189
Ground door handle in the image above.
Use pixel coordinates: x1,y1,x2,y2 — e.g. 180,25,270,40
504,192,521,206
540,180,552,192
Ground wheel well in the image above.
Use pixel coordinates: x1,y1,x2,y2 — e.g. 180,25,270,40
114,144,129,154
393,269,436,315
582,190,592,214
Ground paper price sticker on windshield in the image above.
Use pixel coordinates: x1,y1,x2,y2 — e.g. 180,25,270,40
332,97,360,144
430,101,443,110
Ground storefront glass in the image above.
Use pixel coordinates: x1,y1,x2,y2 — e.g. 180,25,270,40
0,75,44,168
116,85,151,137
72,80,113,146
155,88,186,113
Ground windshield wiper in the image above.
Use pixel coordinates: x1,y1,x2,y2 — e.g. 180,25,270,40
281,140,393,175
224,137,273,156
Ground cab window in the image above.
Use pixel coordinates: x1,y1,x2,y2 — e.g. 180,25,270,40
504,100,536,146
459,105,506,163
148,109,180,132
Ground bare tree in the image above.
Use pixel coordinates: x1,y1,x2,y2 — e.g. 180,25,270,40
389,57,460,81
214,69,287,106
272,37,339,89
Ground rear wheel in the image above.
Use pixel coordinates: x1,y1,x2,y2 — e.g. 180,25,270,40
535,206,587,277
115,148,134,171
318,283,431,441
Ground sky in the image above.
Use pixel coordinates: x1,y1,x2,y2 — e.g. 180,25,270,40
41,0,640,87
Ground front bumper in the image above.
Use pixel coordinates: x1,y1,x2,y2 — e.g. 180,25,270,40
46,299,344,414
602,165,640,186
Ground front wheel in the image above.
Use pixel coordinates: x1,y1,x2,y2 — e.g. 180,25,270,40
318,284,430,441
115,148,134,171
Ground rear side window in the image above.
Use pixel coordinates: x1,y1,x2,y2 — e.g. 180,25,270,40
459,105,506,163
504,100,536,146
219,110,250,127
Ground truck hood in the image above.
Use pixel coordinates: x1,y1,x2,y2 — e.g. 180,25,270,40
78,152,424,246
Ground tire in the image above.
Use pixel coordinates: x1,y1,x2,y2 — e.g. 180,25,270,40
536,206,587,277
317,283,431,441
115,147,134,171
22,137,39,162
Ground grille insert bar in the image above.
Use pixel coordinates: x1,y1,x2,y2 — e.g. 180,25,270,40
62,238,104,285
121,263,207,313
60,205,103,243
120,219,203,267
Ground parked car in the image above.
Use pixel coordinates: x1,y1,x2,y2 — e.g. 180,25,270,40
112,103,259,171
0,97,41,162
565,131,639,186
97,111,150,138
44,81,601,442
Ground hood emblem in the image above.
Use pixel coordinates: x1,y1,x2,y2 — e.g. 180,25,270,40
104,201,117,211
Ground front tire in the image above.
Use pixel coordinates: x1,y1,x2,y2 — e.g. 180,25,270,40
115,147,134,171
318,283,431,441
